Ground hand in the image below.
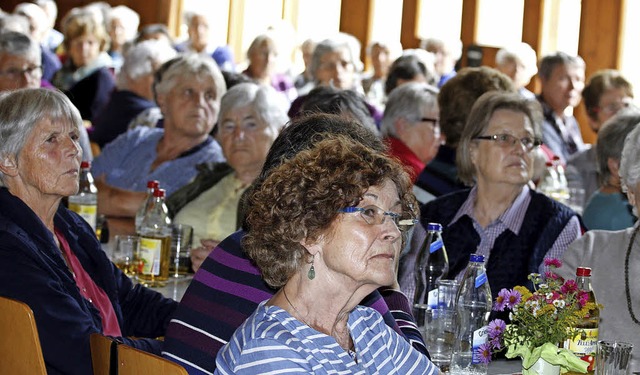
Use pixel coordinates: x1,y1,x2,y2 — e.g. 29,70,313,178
190,238,220,272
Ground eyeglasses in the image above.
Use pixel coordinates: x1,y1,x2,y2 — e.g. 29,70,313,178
339,205,417,231
595,99,634,115
0,65,42,80
420,117,441,137
474,133,542,152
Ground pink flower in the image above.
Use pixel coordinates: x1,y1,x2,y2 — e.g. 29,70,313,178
488,319,506,340
561,279,578,295
544,258,562,268
578,291,589,307
477,342,493,364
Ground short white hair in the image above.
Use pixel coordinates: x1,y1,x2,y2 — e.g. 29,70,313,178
117,39,177,89
620,122,640,193
107,5,140,40
496,42,538,79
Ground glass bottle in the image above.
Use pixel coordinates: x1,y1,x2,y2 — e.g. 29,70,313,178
135,180,160,234
564,266,599,375
137,188,172,287
450,254,492,375
68,161,99,234
413,222,449,316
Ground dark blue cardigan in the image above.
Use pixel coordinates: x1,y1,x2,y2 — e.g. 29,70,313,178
0,188,177,375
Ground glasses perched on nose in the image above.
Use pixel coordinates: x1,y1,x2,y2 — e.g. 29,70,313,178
0,65,42,80
420,117,441,138
339,205,417,231
474,133,542,152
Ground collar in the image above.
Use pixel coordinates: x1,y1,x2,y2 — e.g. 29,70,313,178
450,185,531,235
177,136,214,159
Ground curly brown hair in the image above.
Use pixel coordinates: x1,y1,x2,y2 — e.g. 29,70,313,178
243,135,418,288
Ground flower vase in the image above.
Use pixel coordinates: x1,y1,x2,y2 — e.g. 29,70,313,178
523,357,560,375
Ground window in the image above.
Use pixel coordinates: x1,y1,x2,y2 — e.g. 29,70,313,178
416,0,463,42
475,0,524,47
619,0,640,104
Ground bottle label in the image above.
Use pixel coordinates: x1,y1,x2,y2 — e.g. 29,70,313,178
472,325,489,364
427,288,439,309
475,272,487,288
68,203,97,231
429,239,443,253
139,237,162,276
564,328,598,370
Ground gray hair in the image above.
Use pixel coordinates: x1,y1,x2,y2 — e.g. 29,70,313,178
538,51,585,81
596,108,640,187
0,88,82,184
457,91,543,186
107,5,140,40
619,114,640,193
310,35,361,81
380,82,439,137
0,14,30,34
117,39,176,89
495,42,538,78
0,31,40,62
218,82,289,131
153,53,226,102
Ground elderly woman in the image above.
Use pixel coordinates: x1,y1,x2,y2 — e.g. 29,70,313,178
52,9,115,123
558,123,640,373
214,134,436,373
91,53,227,218
175,10,235,72
400,91,582,303
162,113,429,373
0,88,177,375
495,42,538,100
105,5,140,71
90,39,177,148
0,31,93,163
566,69,635,203
167,82,288,271
581,109,640,230
381,82,440,183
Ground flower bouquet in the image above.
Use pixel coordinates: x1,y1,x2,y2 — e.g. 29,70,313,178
479,259,598,375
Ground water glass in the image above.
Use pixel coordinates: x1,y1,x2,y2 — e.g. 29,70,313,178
113,235,139,277
596,340,633,375
169,224,193,277
437,279,459,310
423,308,455,373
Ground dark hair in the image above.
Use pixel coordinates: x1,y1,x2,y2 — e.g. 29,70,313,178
384,54,429,95
438,66,516,147
582,69,634,120
135,23,173,45
244,134,417,287
298,86,378,135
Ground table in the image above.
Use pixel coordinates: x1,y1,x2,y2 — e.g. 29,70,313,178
144,275,193,301
488,358,521,374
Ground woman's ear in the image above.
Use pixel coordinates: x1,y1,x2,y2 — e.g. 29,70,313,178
300,234,324,257
0,156,18,177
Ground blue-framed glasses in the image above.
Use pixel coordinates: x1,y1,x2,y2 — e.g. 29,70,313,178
338,205,417,231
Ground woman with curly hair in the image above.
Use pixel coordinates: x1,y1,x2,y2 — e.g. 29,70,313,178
214,135,438,373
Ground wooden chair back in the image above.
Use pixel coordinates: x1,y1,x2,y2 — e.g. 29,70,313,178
90,333,119,375
0,296,47,374
118,344,188,375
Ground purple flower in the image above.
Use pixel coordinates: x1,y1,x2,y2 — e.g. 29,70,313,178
504,289,522,309
477,342,493,364
490,337,503,351
488,319,506,340
494,289,510,311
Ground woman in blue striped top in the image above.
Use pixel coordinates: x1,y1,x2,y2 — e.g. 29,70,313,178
215,135,438,374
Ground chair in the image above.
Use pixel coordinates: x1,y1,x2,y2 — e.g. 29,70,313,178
0,296,47,374
90,333,118,375
118,344,188,375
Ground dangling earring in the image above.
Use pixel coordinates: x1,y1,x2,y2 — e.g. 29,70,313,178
307,254,316,280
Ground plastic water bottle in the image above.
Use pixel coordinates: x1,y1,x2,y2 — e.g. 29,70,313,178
413,223,449,323
135,180,160,234
68,161,98,233
450,254,492,375
137,188,172,287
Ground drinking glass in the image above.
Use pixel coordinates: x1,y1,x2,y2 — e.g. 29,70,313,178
596,340,633,375
113,235,139,277
423,308,455,373
169,224,193,277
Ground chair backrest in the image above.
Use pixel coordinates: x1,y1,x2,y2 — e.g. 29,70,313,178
0,296,47,374
117,344,188,375
90,333,119,375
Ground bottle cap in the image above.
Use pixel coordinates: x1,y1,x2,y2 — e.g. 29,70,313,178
576,266,592,277
80,161,91,169
470,253,484,262
427,222,442,231
147,180,160,189
545,161,553,167
153,188,166,198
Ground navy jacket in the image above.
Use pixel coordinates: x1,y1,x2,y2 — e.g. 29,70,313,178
0,188,177,375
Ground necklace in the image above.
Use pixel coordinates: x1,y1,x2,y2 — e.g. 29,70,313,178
624,225,640,325
282,287,312,328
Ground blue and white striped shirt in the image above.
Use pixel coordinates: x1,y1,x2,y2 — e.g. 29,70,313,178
215,301,438,374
